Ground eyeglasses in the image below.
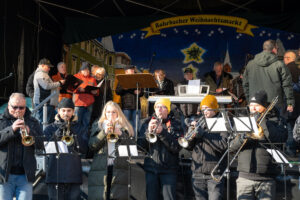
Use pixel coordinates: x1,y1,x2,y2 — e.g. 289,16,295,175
10,104,25,110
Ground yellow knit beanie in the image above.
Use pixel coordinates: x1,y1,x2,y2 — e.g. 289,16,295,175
154,98,171,113
200,95,219,110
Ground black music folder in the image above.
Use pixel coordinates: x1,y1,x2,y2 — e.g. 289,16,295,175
62,75,83,92
84,85,100,93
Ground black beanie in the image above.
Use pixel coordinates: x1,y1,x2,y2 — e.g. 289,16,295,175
80,62,89,71
58,98,74,109
249,90,269,108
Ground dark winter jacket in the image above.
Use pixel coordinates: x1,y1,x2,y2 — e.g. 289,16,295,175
116,83,144,110
150,77,175,96
138,113,183,174
186,114,228,176
243,51,294,109
0,107,43,183
88,122,135,200
91,79,112,125
230,108,288,179
286,61,300,119
204,71,233,94
43,114,88,184
26,72,35,98
293,115,300,143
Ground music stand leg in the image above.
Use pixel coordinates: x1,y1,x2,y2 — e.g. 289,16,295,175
135,82,139,141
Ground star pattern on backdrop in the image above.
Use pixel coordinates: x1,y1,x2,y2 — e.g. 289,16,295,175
181,42,206,64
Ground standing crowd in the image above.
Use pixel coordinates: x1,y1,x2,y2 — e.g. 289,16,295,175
1,39,300,200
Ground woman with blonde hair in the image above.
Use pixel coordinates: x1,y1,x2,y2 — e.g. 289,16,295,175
88,101,134,200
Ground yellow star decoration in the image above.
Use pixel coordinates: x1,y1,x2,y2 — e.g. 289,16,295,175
183,64,198,79
181,43,206,64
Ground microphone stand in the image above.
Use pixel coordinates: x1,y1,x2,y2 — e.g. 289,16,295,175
0,72,13,83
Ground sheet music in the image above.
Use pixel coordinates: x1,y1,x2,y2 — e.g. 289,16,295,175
206,117,227,132
118,145,129,157
129,145,138,156
233,117,259,134
267,149,292,168
44,141,68,154
187,79,200,95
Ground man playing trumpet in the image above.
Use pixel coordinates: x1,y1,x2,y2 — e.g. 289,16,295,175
0,93,43,200
183,95,228,200
230,90,288,200
44,98,88,200
138,98,183,200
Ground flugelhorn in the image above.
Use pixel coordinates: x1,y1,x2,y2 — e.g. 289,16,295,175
146,117,162,143
18,116,35,146
61,120,74,146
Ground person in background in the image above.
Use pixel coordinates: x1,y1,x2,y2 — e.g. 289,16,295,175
243,39,294,117
204,61,233,95
138,98,183,200
185,95,228,200
152,69,175,96
73,62,98,132
52,62,73,102
230,67,247,108
44,98,88,200
116,65,144,134
88,101,135,200
0,93,43,200
177,68,199,117
90,65,112,125
230,90,288,200
33,58,65,126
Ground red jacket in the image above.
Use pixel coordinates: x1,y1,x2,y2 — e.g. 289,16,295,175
73,73,98,107
52,72,73,102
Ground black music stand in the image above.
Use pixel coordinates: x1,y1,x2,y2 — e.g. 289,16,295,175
204,107,253,200
116,73,157,138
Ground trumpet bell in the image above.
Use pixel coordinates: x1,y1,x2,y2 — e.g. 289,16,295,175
22,136,35,146
62,135,74,146
146,133,157,143
107,133,119,143
178,137,189,148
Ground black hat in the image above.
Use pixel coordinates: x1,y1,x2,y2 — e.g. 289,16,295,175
80,62,90,71
124,65,135,70
39,58,53,67
58,98,74,109
249,90,269,108
184,68,193,73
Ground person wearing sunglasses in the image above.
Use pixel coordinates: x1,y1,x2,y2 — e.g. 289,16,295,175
0,93,43,200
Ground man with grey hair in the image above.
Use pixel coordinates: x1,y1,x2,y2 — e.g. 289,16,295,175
0,93,43,200
52,62,72,102
243,39,294,116
283,50,300,156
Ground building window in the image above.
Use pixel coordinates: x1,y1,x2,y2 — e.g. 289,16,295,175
71,55,78,74
80,42,85,50
108,56,113,66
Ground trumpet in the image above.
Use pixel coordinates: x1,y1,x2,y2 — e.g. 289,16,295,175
105,121,119,143
61,120,74,146
179,119,202,148
18,117,35,146
146,117,162,143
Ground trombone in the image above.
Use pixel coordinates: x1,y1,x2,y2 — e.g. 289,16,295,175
210,96,278,182
61,120,74,146
18,116,35,146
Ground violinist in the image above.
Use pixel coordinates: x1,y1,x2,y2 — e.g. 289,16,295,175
88,101,134,200
138,98,183,200
43,98,88,200
184,95,228,200
230,90,287,200
0,93,43,200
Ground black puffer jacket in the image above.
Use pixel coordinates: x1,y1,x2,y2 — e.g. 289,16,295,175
43,115,88,183
0,107,43,183
115,83,144,110
186,114,228,176
138,113,183,173
230,108,287,176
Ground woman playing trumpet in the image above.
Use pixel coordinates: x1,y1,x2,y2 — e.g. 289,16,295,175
185,95,228,200
88,101,134,200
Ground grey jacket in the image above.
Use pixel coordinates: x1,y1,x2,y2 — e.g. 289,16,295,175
243,51,294,108
33,68,60,106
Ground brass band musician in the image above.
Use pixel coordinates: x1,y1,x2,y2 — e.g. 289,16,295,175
185,95,228,200
0,93,43,200
230,90,287,200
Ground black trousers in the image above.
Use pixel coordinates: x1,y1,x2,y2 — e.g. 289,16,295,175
47,183,81,200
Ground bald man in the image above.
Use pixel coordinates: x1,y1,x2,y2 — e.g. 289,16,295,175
284,50,300,156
